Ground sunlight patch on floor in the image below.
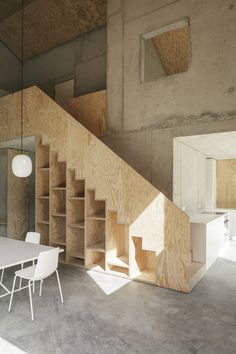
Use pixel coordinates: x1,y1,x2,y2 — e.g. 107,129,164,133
0,338,27,354
87,269,131,295
219,240,236,263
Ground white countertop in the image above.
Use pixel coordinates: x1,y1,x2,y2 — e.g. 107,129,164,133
190,213,224,224
205,208,236,213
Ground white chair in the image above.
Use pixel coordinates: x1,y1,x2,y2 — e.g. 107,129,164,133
8,247,63,321
20,232,41,291
1,232,40,286
25,232,40,244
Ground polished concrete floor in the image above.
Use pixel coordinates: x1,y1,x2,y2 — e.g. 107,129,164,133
0,257,236,354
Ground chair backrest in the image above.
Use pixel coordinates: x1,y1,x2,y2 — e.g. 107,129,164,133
33,248,59,280
25,232,40,244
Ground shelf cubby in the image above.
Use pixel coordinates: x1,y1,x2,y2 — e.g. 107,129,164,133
67,228,85,266
37,171,50,197
67,170,85,198
86,190,105,219
86,219,105,251
67,199,84,225
106,264,129,277
106,211,129,271
50,215,66,246
85,250,106,271
130,237,157,284
51,189,66,215
67,169,85,266
36,144,50,169
36,223,49,245
36,198,50,223
85,190,106,269
51,152,66,188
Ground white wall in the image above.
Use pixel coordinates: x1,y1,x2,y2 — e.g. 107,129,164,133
173,140,206,215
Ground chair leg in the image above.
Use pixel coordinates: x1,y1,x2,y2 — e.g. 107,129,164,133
8,275,17,312
19,263,23,290
28,281,34,321
39,280,43,297
0,269,4,283
56,270,64,304
32,260,35,294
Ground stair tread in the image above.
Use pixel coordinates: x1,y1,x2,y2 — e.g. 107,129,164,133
107,255,129,268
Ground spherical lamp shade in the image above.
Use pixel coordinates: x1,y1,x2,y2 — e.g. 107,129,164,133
12,154,32,178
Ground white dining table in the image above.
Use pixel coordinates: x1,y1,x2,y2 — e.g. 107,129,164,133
0,237,62,298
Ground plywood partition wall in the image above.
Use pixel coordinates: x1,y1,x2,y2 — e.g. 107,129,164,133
0,87,205,292
216,159,236,209
68,90,106,137
0,149,29,239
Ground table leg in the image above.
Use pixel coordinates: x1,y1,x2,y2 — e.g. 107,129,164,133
0,281,11,298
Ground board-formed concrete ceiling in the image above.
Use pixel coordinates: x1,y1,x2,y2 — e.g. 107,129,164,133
176,132,236,160
0,0,106,60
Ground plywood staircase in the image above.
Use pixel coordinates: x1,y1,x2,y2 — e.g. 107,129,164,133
0,86,205,292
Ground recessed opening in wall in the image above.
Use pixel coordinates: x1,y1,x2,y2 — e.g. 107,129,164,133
141,18,190,82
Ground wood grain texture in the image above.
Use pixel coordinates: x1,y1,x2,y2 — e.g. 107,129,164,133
0,87,193,292
68,90,106,138
106,211,129,258
0,0,107,60
35,140,50,245
217,159,236,208
7,149,29,240
152,25,189,76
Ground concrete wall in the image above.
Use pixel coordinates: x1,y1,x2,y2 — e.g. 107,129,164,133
0,42,21,92
23,27,107,98
105,0,236,199
173,140,206,215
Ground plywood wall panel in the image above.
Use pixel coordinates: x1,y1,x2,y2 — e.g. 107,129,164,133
217,159,236,209
68,90,106,137
152,25,189,76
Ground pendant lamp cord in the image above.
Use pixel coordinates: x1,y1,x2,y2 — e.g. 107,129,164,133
21,0,24,153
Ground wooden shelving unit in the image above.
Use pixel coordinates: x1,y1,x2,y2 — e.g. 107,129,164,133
67,170,85,266
35,143,159,282
130,237,157,284
50,152,67,260
35,143,50,245
85,190,106,270
34,143,161,285
106,211,130,277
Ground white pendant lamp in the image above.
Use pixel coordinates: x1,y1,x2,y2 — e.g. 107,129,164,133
12,154,32,178
12,0,32,178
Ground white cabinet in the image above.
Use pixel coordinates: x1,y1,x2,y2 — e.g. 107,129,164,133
190,214,226,270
